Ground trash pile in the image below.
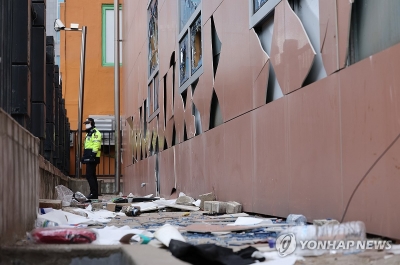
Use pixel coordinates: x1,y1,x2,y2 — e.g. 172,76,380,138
29,185,398,264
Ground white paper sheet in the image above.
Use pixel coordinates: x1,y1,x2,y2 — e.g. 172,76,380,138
39,209,112,226
92,225,148,245
228,217,265,226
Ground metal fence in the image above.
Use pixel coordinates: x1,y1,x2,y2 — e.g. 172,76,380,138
70,130,120,179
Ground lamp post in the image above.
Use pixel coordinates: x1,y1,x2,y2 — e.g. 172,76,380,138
55,20,87,179
114,0,121,194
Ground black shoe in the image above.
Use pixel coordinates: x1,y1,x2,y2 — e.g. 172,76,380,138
87,194,98,200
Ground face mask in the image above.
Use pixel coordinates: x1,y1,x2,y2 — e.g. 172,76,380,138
85,124,92,129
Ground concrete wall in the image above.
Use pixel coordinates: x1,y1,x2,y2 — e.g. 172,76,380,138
0,108,40,245
39,155,105,199
0,108,108,245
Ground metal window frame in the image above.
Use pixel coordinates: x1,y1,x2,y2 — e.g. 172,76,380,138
101,4,122,67
178,2,203,93
249,0,281,29
147,0,159,77
147,72,160,121
146,0,160,122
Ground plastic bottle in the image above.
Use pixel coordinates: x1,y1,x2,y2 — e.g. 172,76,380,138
279,221,366,256
35,219,59,228
286,214,307,225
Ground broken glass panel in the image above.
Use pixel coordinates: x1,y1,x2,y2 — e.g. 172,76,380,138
180,0,201,31
148,0,159,76
190,15,202,74
254,0,268,13
179,34,190,85
154,74,159,111
148,81,153,114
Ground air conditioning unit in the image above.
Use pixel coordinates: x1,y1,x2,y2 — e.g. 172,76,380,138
89,115,121,146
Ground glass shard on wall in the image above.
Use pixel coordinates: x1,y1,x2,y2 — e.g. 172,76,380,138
254,0,268,13
179,34,190,85
148,0,159,76
180,0,201,30
190,16,202,74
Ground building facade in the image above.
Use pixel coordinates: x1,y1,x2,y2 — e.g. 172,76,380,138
122,0,400,239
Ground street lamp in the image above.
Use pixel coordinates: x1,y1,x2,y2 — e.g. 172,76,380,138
55,19,87,179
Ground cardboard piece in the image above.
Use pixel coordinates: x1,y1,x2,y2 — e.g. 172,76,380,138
181,223,287,233
39,199,62,210
107,203,116,212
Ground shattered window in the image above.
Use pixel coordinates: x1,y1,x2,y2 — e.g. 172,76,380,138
148,0,158,76
154,74,159,111
148,81,153,114
190,16,202,74
180,0,201,31
179,0,202,88
179,34,190,85
254,0,268,13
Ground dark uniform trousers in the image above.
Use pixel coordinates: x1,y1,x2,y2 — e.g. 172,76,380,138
86,157,100,196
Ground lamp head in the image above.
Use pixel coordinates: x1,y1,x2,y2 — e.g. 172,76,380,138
54,19,65,32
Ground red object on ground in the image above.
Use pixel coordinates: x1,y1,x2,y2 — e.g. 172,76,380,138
30,228,97,244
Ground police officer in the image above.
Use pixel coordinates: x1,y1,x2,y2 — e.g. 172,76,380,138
81,118,102,199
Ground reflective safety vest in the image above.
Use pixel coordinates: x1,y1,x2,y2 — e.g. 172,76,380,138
84,128,102,158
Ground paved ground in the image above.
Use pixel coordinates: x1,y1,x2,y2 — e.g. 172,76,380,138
2,195,400,264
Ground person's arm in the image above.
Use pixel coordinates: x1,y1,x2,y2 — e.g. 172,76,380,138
92,131,102,154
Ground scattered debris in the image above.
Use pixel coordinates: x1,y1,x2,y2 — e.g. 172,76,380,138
286,214,307,225
55,185,74,207
169,240,264,265
106,202,116,212
154,199,200,211
122,206,141,217
73,192,88,202
198,192,216,210
154,224,186,247
226,201,242,214
211,201,227,213
29,227,97,244
39,199,62,210
91,202,103,210
313,219,340,226
127,193,134,203
176,195,195,206
38,187,396,265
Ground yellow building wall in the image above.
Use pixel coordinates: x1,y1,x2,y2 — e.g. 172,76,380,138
60,0,123,177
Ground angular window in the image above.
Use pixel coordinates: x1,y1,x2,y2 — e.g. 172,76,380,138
179,34,189,85
154,73,159,111
148,0,159,76
180,0,201,31
178,0,202,92
148,81,153,114
190,16,202,74
147,0,160,121
249,0,280,29
349,0,400,64
254,0,268,13
102,4,122,66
